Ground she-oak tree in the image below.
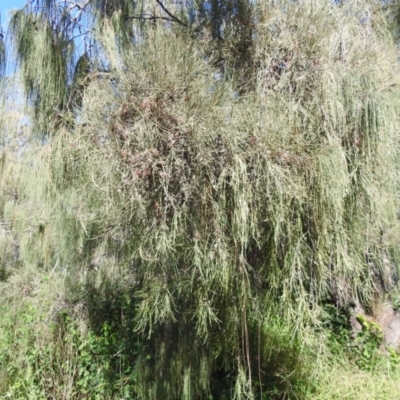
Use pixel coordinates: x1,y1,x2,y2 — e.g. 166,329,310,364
1,1,400,399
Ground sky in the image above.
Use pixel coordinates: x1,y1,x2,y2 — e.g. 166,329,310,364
1,0,26,28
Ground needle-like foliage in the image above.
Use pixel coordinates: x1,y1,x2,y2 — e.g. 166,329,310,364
1,1,400,399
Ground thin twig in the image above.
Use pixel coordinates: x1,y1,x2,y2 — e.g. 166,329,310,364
155,0,187,27
125,14,179,24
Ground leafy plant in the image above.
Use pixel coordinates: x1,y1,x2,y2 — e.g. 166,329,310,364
350,315,384,371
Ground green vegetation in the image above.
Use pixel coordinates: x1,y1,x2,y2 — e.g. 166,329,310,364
1,0,400,398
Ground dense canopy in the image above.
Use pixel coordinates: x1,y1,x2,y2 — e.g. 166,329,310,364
1,1,400,399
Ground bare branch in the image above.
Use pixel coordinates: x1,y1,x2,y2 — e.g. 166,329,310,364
154,0,187,27
125,13,181,24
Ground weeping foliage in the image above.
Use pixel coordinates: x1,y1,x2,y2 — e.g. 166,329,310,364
0,29,5,78
1,0,400,399
9,9,72,131
6,0,259,132
7,0,148,132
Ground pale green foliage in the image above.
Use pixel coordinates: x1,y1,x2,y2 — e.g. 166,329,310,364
1,1,400,399
6,0,186,132
9,10,72,131
311,365,400,400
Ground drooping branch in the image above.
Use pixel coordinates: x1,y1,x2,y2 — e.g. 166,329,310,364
155,0,187,27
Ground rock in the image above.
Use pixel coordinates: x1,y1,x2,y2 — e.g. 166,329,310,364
376,302,400,349
348,300,400,349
